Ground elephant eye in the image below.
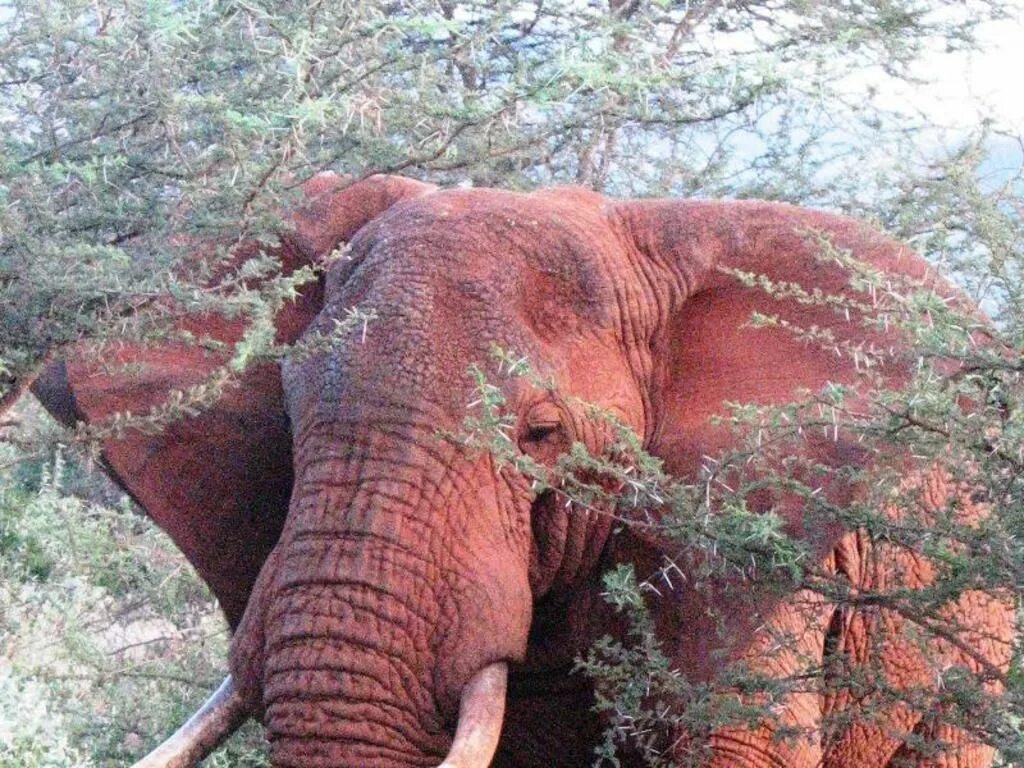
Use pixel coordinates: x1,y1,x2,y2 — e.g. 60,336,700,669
520,402,568,455
523,420,561,443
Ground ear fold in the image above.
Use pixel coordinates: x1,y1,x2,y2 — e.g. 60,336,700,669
30,174,435,628
609,198,941,483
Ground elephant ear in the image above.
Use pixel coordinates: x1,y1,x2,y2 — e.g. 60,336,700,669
610,198,944,505
30,174,435,628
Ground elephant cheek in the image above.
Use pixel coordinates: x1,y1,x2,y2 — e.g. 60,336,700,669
529,491,569,597
228,546,283,718
528,490,614,599
437,528,534,715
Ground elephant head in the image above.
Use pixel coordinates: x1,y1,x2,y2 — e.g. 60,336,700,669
31,176,1012,768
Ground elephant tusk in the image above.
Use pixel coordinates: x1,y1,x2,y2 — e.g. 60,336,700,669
130,674,249,768
436,662,508,768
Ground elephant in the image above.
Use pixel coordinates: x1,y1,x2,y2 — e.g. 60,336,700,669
26,174,1013,768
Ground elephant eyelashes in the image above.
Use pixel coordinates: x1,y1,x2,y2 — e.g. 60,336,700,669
519,416,570,464
520,401,573,465
523,421,562,444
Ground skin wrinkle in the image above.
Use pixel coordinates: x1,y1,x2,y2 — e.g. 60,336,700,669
521,393,622,596
264,616,432,667
293,414,489,506
274,518,441,590
286,530,440,572
263,633,440,740
273,549,440,615
264,626,423,675
265,578,435,627
264,649,433,714
276,424,524,742
265,646,428,714
276,552,440,618
265,700,430,749
262,462,454,733
266,687,435,736
604,212,680,442
270,738,438,768
268,716,441,763
609,202,695,312
295,458,456,521
263,609,428,670
292,450,442,515
265,667,421,721
267,726,432,765
290,399,446,431
294,415,446,450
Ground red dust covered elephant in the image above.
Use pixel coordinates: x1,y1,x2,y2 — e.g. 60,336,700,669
26,175,1013,767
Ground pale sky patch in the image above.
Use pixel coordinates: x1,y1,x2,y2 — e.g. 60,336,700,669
853,3,1024,133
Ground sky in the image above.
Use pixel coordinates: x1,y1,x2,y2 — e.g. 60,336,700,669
907,5,1024,132
872,4,1024,175
756,3,1024,195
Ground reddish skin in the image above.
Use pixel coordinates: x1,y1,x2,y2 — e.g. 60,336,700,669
30,177,1012,767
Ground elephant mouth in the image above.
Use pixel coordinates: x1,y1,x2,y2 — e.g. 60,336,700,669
128,662,509,768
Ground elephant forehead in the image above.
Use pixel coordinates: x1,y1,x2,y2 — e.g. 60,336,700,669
287,188,639,419
339,189,622,334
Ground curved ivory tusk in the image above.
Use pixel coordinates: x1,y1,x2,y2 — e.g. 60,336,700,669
131,674,250,768
436,662,508,768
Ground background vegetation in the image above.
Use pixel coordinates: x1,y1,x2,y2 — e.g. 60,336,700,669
1,0,1022,765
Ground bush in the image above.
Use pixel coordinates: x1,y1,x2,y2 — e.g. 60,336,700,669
0,434,268,766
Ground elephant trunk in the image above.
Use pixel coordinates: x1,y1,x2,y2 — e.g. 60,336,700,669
264,655,507,768
254,437,530,768
260,540,447,767
260,575,509,768
128,665,506,768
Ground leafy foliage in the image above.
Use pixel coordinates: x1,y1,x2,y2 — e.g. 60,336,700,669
1,0,1011,400
0,415,269,765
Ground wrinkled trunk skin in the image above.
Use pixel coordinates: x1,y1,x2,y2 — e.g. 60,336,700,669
231,422,533,768
263,537,445,767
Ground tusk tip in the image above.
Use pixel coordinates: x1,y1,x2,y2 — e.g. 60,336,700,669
434,662,508,768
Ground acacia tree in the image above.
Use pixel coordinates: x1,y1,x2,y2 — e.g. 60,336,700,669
1,0,1011,399
1,1,1021,766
